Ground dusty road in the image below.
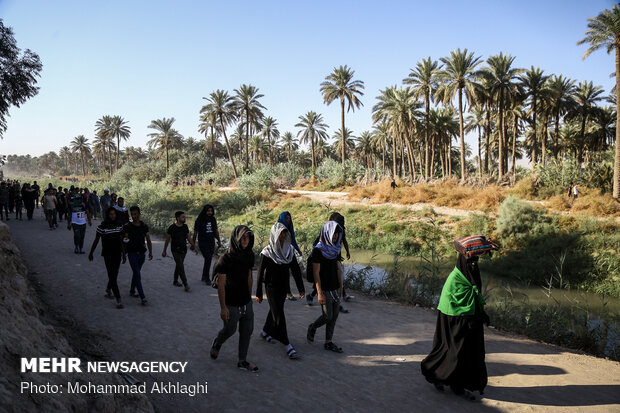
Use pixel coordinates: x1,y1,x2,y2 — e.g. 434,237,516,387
7,214,620,412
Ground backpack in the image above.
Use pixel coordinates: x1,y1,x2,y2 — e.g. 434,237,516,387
306,255,314,283
211,273,219,289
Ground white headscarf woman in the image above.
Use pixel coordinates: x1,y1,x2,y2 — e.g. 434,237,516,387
261,222,294,264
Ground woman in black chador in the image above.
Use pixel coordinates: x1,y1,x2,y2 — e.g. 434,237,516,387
420,253,491,401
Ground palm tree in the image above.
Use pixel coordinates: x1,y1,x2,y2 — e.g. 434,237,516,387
436,48,483,180
280,131,297,162
146,117,183,175
320,65,365,169
198,109,220,167
572,81,604,164
578,4,620,198
204,90,239,178
548,75,576,161
94,115,114,175
261,116,280,165
371,121,390,172
356,131,374,168
519,67,549,167
59,146,71,171
465,107,485,177
296,111,329,177
478,53,522,179
233,84,265,171
404,57,441,179
109,115,130,172
70,135,90,176
333,127,356,161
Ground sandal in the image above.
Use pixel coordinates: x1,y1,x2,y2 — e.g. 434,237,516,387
261,332,277,344
324,342,343,353
237,360,259,372
306,324,316,343
287,295,297,301
210,338,220,360
287,347,300,360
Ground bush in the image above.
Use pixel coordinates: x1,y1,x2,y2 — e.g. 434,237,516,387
211,161,236,187
239,166,276,202
495,196,553,245
316,158,366,188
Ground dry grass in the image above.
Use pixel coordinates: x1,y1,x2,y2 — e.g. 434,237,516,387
347,179,507,212
544,188,620,217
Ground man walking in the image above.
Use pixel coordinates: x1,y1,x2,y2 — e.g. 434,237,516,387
124,206,153,305
67,192,91,254
162,211,197,291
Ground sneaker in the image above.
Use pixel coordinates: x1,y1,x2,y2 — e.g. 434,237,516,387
141,299,148,306
344,295,354,302
287,295,297,301
306,295,313,306
79,250,85,254
116,302,124,309
339,306,349,314
184,285,190,292
129,292,139,297
74,247,79,254
173,281,182,287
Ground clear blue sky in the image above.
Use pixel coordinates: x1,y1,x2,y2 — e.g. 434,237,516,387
0,0,616,157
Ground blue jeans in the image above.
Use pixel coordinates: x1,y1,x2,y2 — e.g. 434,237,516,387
128,252,146,299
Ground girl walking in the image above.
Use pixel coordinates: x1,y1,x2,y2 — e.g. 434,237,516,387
192,204,222,284
88,208,126,309
256,222,305,359
210,225,259,372
306,221,344,353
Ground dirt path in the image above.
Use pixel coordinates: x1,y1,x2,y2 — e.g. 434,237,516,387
278,189,476,217
7,214,620,412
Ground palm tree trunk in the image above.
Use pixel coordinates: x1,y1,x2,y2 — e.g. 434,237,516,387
458,87,466,180
210,125,216,167
81,153,86,176
485,99,491,175
425,93,430,179
578,112,587,165
310,133,316,177
477,126,482,178
542,112,549,166
448,138,452,176
614,42,620,199
340,97,346,170
404,133,415,180
512,115,518,176
430,135,436,179
245,112,250,171
554,110,561,159
531,97,537,167
221,118,238,179
165,146,169,175
116,136,120,172
382,145,385,172
392,133,398,179
498,91,505,180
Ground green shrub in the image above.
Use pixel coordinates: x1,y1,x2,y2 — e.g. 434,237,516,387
495,196,553,245
212,160,237,186
316,158,366,188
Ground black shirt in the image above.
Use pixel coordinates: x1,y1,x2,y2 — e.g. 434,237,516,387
167,223,189,253
124,221,149,253
213,253,254,307
96,222,124,257
194,216,218,242
256,254,304,299
309,248,340,292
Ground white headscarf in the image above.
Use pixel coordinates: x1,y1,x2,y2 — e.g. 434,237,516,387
261,222,294,264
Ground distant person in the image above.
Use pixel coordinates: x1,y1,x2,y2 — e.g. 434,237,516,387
92,190,101,219
100,189,112,216
67,193,91,254
124,206,153,306
88,207,125,309
22,183,36,220
567,182,574,200
56,186,66,222
31,181,40,209
14,189,23,220
306,221,344,353
42,188,58,229
8,182,15,214
192,204,222,284
573,183,579,201
391,180,397,190
210,225,258,372
256,222,305,359
162,211,197,291
0,182,9,221
420,252,492,401
113,197,129,224
208,178,214,186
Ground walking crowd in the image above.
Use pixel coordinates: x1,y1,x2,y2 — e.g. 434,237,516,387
2,178,496,401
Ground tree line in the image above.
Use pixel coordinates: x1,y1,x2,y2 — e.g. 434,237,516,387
3,7,619,198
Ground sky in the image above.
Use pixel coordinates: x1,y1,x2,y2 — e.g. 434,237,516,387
0,0,617,158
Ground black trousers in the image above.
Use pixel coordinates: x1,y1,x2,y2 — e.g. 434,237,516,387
104,254,122,299
262,283,290,345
